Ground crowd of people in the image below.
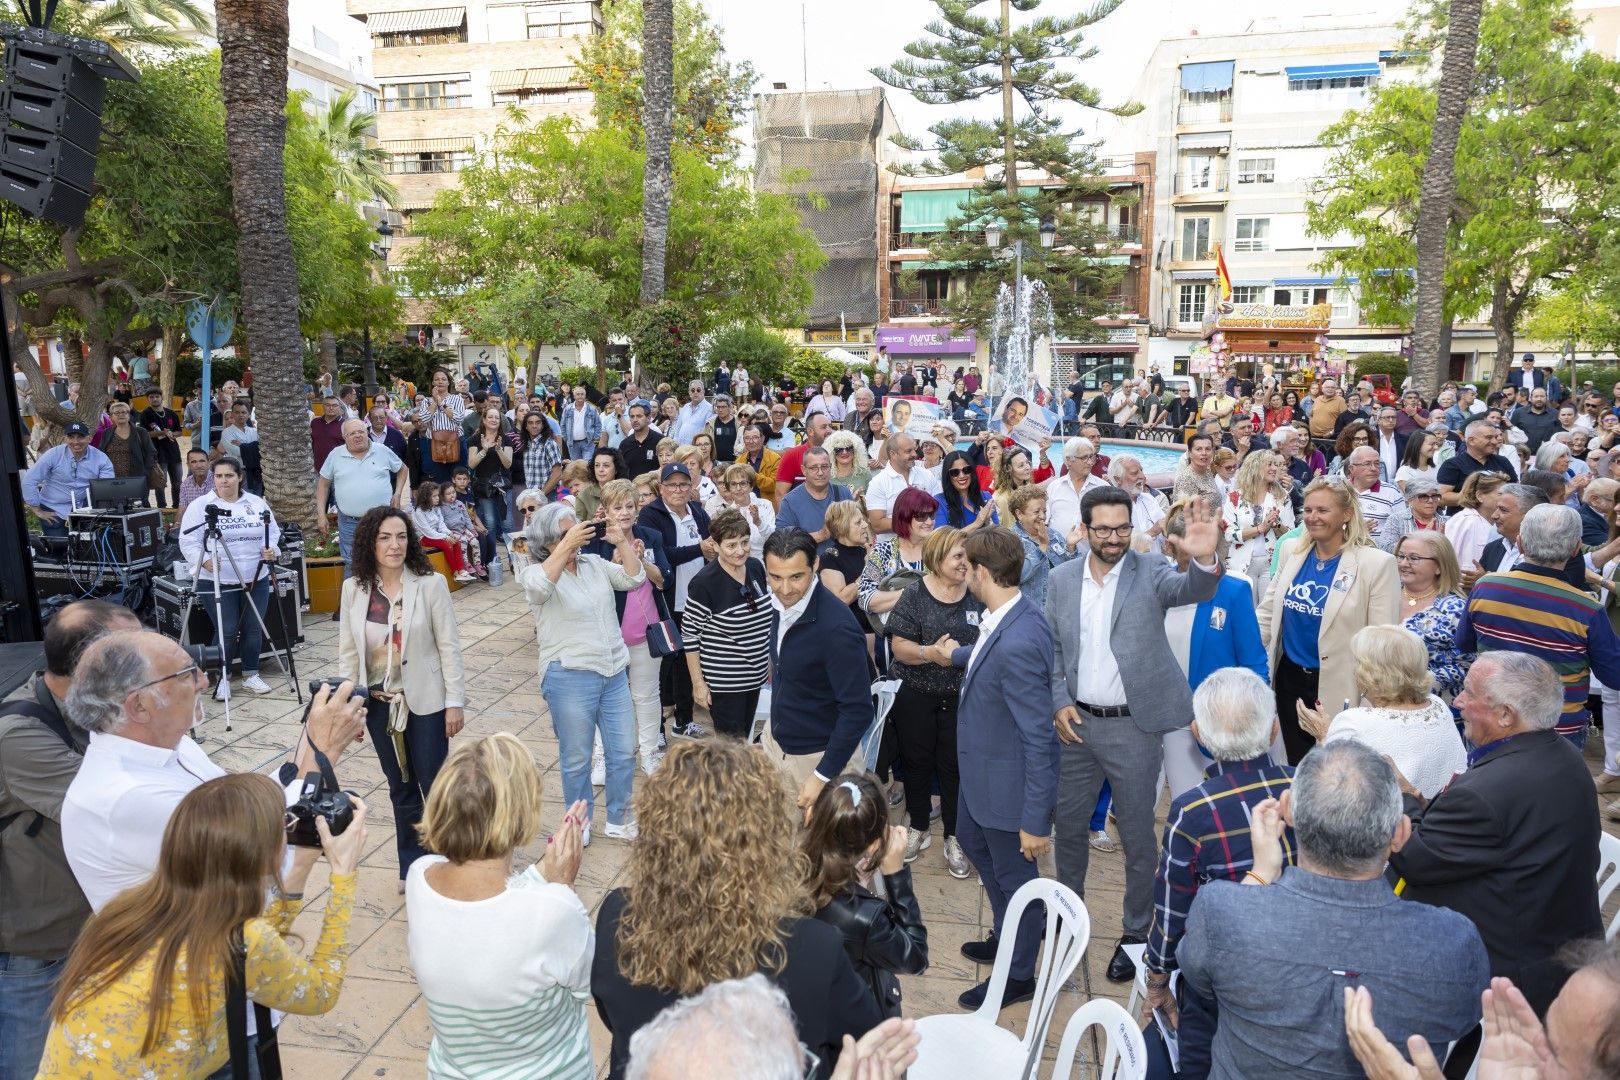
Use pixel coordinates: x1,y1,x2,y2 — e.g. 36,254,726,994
3,354,1619,1080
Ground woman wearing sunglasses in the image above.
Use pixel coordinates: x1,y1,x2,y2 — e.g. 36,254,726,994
934,450,997,530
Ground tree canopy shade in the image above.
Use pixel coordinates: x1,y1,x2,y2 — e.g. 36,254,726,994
873,0,1142,339
1308,0,1620,390
403,116,824,377
576,0,756,164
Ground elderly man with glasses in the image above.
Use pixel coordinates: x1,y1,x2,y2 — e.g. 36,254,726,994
1045,437,1109,540
1345,446,1402,529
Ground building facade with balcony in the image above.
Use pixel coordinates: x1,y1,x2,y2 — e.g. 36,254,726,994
345,0,601,372
1104,18,1425,377
883,155,1155,388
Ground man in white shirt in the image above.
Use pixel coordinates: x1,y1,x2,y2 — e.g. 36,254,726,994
670,380,715,445
1345,446,1401,528
1110,383,1141,428
1045,437,1108,540
863,433,942,543
61,629,367,912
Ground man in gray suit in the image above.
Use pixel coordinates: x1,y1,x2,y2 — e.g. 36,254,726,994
945,527,1061,1011
1048,486,1223,983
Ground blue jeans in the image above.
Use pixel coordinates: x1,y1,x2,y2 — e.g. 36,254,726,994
336,510,362,578
365,699,450,878
541,662,635,826
0,952,63,1080
473,494,503,564
204,577,269,676
37,520,67,539
567,439,594,461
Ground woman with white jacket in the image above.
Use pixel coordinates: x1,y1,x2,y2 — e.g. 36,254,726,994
177,455,280,700
338,505,466,885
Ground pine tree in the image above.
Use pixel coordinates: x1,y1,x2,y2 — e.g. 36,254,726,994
873,0,1140,339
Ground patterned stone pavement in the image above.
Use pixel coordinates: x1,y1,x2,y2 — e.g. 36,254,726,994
191,576,1620,1079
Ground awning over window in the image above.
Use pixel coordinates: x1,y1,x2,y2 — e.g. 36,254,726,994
368,7,465,34
1179,61,1234,93
490,66,583,93
899,189,975,233
1284,62,1380,80
1176,132,1231,151
1274,275,1346,286
1172,269,1215,281
384,137,473,154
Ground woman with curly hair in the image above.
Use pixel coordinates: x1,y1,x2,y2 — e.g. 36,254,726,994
1329,419,1374,478
591,739,881,1079
339,506,465,884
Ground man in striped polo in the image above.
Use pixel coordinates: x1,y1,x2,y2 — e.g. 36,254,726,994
1456,503,1620,750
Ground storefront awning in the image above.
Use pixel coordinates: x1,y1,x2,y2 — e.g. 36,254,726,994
1172,269,1215,281
1056,342,1139,353
490,66,583,93
368,7,465,34
1179,60,1234,93
1176,132,1231,151
1284,62,1380,80
384,137,473,154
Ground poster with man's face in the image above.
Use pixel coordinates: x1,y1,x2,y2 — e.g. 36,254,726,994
991,393,1055,455
887,396,940,439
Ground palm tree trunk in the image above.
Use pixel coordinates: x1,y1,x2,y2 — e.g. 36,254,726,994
217,0,316,530
159,325,184,409
1409,0,1482,401
639,0,674,306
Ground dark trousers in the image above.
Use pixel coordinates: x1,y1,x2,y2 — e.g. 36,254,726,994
659,611,693,725
893,684,958,836
364,698,450,878
204,578,270,676
1274,655,1321,765
155,456,182,508
956,792,1044,981
708,686,762,739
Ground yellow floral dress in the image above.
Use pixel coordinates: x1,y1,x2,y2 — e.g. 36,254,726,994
36,874,357,1079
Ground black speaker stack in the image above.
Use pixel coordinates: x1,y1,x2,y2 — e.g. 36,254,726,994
0,24,136,228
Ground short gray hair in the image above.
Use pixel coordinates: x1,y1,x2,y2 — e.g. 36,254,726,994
1402,477,1439,502
1270,426,1299,451
802,445,831,466
1533,441,1570,471
1471,652,1564,730
1105,453,1142,484
1497,483,1548,514
1191,667,1276,761
1519,503,1582,566
525,501,577,557
1464,420,1497,440
65,630,154,735
1063,436,1095,460
626,974,802,1080
1291,740,1403,876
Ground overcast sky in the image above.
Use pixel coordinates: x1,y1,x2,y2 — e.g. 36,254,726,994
698,0,1409,149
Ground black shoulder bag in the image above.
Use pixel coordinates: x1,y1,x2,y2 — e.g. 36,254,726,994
225,931,283,1080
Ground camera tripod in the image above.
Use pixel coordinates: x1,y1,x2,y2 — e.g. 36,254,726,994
178,505,303,735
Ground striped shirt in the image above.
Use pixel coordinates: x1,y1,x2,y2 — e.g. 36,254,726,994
1146,756,1297,974
682,557,772,692
406,858,595,1080
1457,563,1620,741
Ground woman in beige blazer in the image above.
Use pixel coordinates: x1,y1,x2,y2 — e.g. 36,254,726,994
1258,477,1400,763
338,506,466,883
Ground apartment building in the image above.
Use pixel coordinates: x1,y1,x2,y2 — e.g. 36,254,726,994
345,0,601,370
883,155,1154,386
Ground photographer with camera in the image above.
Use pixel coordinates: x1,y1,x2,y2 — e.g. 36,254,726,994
177,456,281,701
40,772,368,1078
337,507,465,887
0,600,140,1080
60,630,368,915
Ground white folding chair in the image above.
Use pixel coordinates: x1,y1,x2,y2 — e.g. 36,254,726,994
910,879,1091,1080
1050,999,1149,1080
1599,831,1620,943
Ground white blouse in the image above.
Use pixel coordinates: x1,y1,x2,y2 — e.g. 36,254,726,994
1324,695,1467,798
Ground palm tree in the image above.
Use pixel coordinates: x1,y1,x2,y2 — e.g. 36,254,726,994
75,0,213,49
639,0,674,311
1409,0,1482,400
216,0,318,530
310,88,398,208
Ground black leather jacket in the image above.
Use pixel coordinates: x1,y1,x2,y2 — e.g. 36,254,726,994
812,867,930,1018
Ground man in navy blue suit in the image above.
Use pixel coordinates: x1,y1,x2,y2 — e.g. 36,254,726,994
943,527,1061,1011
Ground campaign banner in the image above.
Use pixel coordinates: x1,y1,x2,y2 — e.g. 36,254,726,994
876,326,978,355
992,393,1056,455
886,396,942,439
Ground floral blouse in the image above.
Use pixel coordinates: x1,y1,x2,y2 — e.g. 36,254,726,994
1405,591,1471,699
37,874,356,1079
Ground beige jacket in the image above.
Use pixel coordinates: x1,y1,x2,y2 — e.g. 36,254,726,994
337,570,465,715
1258,541,1401,716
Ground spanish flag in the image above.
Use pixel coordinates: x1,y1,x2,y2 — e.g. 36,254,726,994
1214,241,1233,304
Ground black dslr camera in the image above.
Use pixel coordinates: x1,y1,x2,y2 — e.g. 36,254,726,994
284,679,367,847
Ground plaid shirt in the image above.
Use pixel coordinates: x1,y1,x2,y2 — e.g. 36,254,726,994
1146,755,1297,974
520,436,561,494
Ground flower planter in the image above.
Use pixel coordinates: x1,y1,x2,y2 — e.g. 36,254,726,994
304,557,346,614
426,547,463,592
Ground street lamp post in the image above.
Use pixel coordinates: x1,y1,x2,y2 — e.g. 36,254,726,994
363,220,393,402
984,218,1057,350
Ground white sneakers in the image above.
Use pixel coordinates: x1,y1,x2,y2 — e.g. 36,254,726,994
603,820,639,841
241,675,271,694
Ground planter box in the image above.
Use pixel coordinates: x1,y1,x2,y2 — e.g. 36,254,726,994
305,557,345,614
426,548,463,592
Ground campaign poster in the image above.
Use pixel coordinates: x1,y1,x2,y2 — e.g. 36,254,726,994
886,396,942,439
993,393,1056,455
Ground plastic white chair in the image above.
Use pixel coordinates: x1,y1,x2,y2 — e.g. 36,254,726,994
910,879,1091,1080
1050,999,1149,1080
1599,831,1620,943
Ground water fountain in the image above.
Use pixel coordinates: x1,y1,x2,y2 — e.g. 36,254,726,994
986,275,1056,421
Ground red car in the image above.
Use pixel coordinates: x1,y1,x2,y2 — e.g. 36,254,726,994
1363,373,1399,406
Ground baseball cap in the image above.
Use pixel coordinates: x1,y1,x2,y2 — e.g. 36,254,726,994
63,421,90,436
659,463,691,482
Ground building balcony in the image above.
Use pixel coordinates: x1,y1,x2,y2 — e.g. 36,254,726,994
1169,242,1216,263
1097,223,1140,244
889,230,937,251
1172,173,1229,196
888,297,948,318
1176,99,1232,125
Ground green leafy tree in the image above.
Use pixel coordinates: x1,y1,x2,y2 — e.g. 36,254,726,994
457,267,613,386
630,301,698,386
1309,0,1620,392
405,116,823,384
704,323,794,386
577,0,756,163
873,0,1141,338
